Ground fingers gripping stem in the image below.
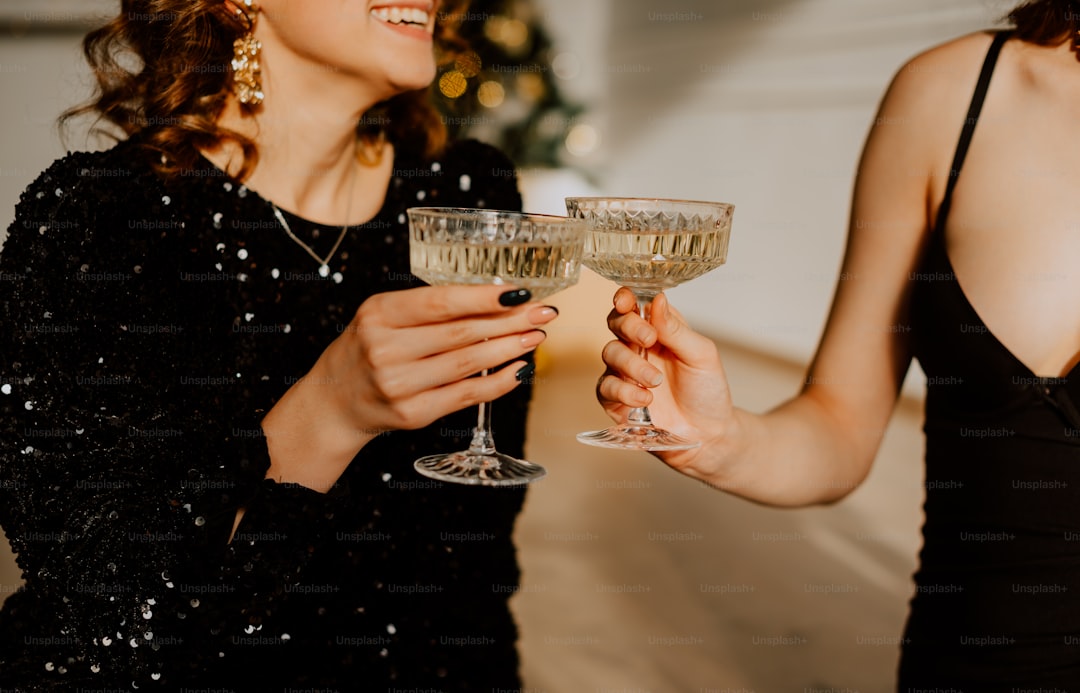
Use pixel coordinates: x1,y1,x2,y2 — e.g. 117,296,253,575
628,294,655,427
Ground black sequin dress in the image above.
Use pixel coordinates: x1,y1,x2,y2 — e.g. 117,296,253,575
0,137,532,691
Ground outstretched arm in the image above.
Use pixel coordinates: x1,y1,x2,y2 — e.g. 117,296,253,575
598,34,990,506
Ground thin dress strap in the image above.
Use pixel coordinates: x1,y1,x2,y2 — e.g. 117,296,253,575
933,31,1011,234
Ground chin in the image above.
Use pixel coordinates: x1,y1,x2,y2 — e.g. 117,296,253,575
387,67,438,95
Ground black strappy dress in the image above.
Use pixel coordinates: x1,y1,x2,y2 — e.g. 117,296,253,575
905,31,1080,689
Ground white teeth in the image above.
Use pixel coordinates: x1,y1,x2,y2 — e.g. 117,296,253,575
370,6,430,26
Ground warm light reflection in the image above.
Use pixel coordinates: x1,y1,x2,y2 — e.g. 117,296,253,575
455,51,482,78
484,16,529,49
516,73,545,102
438,70,468,99
477,81,506,108
501,19,529,48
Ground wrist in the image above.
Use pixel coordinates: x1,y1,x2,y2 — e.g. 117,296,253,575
261,369,374,493
680,407,754,493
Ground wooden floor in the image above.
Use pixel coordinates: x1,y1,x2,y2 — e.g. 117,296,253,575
514,348,923,692
0,337,926,691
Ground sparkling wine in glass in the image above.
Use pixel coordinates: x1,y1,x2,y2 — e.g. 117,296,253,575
566,197,734,451
408,207,586,485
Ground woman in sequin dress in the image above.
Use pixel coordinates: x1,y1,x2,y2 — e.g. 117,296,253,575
0,1,555,689
596,1,1080,689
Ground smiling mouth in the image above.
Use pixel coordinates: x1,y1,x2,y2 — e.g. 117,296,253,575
369,5,434,31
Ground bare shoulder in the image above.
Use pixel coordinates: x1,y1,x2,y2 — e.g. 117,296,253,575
883,32,999,115
858,31,1006,198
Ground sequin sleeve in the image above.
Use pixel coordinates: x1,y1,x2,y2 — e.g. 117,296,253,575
0,154,179,686
0,153,338,688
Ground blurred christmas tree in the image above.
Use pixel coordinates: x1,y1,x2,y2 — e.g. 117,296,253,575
435,0,587,169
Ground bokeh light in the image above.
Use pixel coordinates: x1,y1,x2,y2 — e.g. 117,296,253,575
484,16,530,49
455,51,482,78
516,72,545,103
477,80,506,108
565,123,599,157
438,70,468,99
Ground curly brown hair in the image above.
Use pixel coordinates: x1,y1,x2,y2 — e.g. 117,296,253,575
63,0,468,180
1007,0,1079,44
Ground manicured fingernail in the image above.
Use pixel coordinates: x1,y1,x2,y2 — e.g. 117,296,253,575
515,363,536,382
499,289,531,306
528,305,558,324
636,327,653,344
521,330,546,348
646,371,663,387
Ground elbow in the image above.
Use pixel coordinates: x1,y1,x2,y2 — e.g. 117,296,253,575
817,482,861,506
815,453,875,506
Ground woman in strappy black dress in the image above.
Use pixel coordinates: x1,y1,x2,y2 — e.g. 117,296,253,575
596,1,1080,688
0,1,558,689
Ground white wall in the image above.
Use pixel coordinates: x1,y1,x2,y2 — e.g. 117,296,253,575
537,0,1011,365
0,1,114,244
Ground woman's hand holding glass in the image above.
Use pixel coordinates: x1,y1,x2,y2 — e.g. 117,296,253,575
599,287,743,479
260,284,555,492
406,207,586,485
567,196,734,450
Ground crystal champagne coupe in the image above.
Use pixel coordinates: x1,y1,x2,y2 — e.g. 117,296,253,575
566,197,734,451
408,207,586,485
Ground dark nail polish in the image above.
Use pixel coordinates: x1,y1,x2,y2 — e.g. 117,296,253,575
515,363,536,382
499,289,531,306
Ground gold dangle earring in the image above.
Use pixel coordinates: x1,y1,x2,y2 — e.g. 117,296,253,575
231,0,264,106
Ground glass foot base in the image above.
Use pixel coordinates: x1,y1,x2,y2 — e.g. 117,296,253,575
576,425,701,451
414,451,547,487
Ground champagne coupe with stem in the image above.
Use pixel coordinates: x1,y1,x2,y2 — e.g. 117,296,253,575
408,207,586,486
566,197,734,451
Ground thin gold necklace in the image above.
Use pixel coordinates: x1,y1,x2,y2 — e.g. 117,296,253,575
269,157,357,278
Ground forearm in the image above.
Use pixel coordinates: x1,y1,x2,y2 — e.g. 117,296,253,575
689,394,877,507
